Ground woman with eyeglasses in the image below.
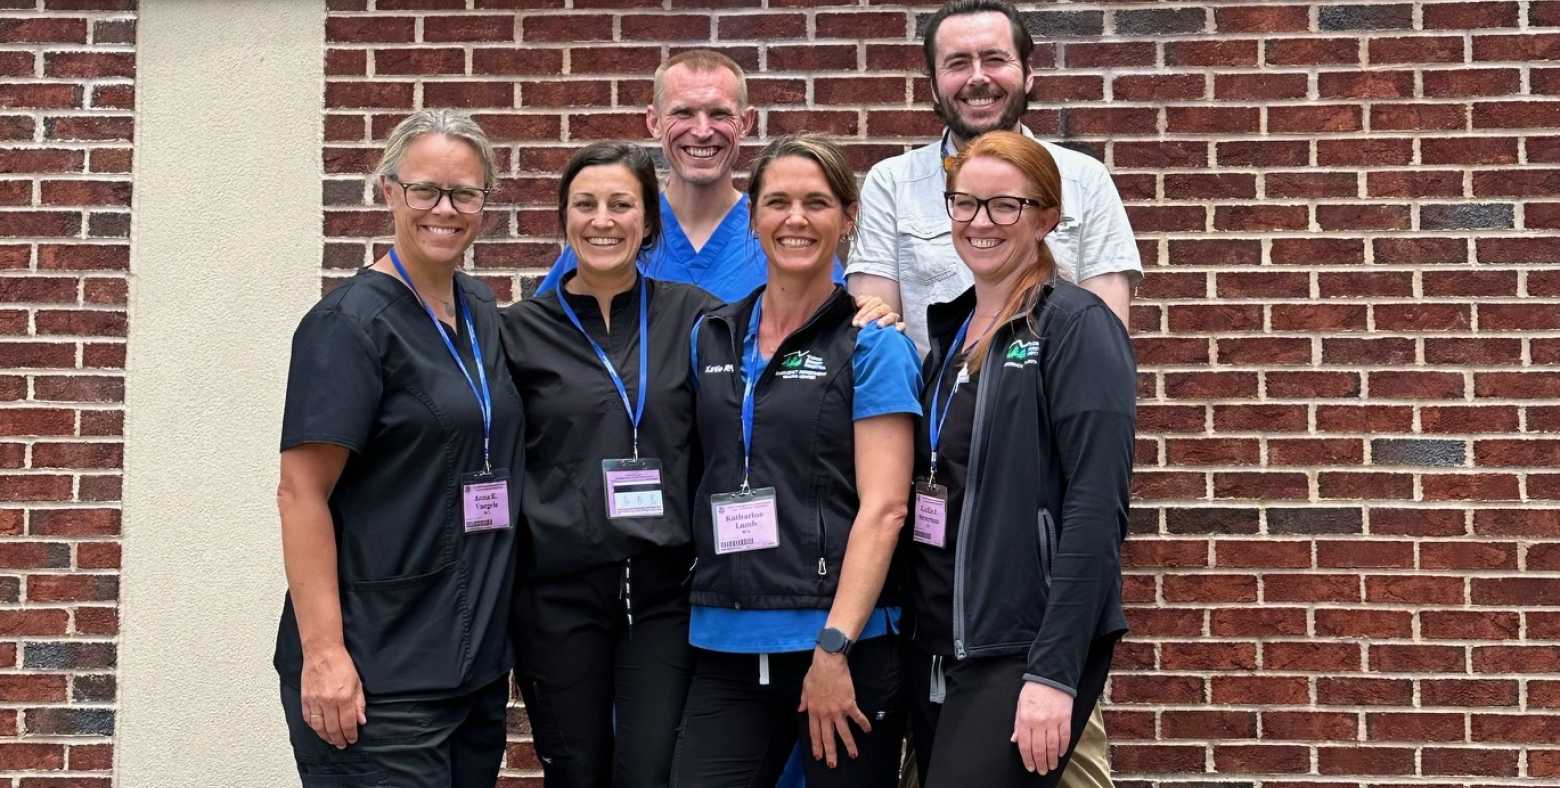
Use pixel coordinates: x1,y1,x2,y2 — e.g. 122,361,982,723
274,109,522,787
899,131,1135,788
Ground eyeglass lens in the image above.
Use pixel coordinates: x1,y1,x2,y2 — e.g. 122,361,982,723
947,194,1025,225
404,183,486,213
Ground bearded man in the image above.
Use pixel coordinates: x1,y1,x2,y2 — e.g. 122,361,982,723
847,0,1141,357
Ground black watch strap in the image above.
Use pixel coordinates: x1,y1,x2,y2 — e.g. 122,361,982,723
817,626,853,655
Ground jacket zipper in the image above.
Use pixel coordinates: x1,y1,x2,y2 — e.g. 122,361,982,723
816,500,829,576
1038,508,1056,589
620,557,634,627
951,311,1032,660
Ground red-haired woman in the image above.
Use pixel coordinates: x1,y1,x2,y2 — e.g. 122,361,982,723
899,130,1136,788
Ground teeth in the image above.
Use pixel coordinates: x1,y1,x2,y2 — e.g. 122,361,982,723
585,237,622,247
422,226,459,235
685,146,719,158
965,95,997,107
778,238,815,248
969,238,1001,249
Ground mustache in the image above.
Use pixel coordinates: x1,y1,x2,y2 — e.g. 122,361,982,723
959,86,1005,100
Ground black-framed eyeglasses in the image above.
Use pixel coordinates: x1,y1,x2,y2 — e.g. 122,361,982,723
944,191,1046,226
391,177,489,214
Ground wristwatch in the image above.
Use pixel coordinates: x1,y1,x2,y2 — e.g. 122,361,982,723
816,627,853,656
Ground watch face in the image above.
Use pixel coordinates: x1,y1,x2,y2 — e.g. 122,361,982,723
819,628,847,652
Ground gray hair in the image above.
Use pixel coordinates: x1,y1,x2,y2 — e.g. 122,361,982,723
372,109,498,189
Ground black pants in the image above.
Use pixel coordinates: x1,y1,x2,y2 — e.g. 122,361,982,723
280,675,509,788
904,640,1114,788
512,546,695,788
672,636,905,788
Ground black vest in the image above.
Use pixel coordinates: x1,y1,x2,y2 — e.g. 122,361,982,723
690,286,865,609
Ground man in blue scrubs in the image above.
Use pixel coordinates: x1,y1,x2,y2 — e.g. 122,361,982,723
535,49,839,788
535,49,839,302
534,49,762,301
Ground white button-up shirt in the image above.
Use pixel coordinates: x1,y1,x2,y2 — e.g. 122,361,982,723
846,127,1142,357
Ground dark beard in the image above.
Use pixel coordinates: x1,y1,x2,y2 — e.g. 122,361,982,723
931,86,1029,144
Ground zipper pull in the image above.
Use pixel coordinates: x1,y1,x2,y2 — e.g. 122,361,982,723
817,557,827,576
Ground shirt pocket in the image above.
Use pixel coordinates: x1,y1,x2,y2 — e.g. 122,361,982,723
898,212,961,287
1043,210,1083,283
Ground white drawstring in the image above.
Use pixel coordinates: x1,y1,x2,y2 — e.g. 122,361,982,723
929,655,946,705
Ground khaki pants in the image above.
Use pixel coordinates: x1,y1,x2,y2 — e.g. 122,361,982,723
1059,706,1112,788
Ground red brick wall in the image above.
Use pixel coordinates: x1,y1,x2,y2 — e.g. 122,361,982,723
320,2,1560,786
0,0,131,784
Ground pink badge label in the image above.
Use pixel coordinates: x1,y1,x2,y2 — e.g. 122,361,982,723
913,491,947,547
712,489,780,555
605,467,665,519
463,478,511,533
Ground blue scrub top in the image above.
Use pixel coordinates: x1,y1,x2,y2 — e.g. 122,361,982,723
688,321,923,653
535,193,842,303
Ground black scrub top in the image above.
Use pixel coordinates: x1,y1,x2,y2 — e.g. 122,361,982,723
275,267,523,699
905,355,978,657
500,272,717,579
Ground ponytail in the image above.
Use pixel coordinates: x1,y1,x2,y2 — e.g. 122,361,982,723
965,239,1054,375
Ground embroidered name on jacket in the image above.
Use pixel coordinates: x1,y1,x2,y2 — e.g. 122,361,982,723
776,349,827,380
704,363,735,374
1003,339,1041,368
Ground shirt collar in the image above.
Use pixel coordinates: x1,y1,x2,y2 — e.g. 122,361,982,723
940,123,1037,157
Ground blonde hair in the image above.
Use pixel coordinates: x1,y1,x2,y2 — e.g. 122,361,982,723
944,131,1063,373
372,109,498,189
653,49,748,108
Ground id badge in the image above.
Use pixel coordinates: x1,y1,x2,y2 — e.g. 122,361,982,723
462,469,512,533
602,458,665,519
710,487,780,555
913,478,949,548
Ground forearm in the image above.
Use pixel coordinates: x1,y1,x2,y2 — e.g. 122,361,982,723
1079,271,1132,328
846,273,903,316
824,499,907,638
826,414,914,639
280,493,346,654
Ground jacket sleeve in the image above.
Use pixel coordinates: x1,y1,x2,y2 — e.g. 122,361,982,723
1023,303,1137,694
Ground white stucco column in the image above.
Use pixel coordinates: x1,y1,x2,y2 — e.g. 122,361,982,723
121,1,321,784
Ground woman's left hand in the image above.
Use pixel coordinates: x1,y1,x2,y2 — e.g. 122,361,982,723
798,649,872,768
850,294,903,329
1012,680,1073,774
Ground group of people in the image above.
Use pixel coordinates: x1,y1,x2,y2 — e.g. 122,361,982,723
272,2,1139,788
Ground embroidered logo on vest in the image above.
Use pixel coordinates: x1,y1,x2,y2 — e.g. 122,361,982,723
777,349,827,381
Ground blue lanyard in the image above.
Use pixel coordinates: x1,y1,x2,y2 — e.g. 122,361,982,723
556,276,651,459
388,248,494,472
737,298,767,491
926,315,973,485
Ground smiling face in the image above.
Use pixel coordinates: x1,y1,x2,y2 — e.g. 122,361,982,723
752,155,855,280
646,63,754,187
930,11,1034,143
949,155,1058,284
381,133,486,267
564,163,647,279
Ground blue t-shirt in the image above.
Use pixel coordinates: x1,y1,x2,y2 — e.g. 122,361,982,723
535,193,842,303
688,319,923,653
